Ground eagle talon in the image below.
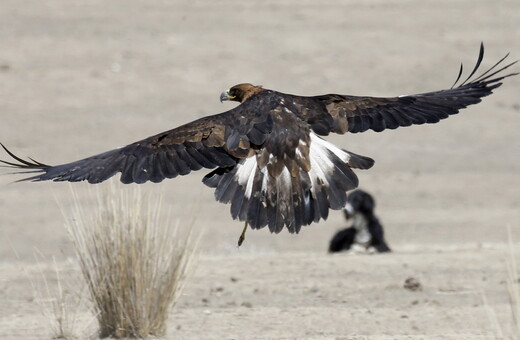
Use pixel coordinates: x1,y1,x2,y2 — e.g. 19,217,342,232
237,221,248,247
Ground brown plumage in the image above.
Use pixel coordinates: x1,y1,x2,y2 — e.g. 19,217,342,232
1,44,518,235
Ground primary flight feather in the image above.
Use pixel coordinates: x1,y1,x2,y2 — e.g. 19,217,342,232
1,44,517,236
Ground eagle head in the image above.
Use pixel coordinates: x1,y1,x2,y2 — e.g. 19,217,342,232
220,83,263,103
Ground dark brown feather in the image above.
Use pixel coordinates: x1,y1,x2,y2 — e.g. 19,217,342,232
0,104,272,184
294,45,518,134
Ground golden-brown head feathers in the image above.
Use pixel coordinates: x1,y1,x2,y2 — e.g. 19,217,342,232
220,83,264,103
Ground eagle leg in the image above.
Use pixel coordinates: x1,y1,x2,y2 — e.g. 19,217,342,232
237,221,248,247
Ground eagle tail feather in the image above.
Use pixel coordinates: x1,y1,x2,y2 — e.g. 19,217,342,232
203,133,373,234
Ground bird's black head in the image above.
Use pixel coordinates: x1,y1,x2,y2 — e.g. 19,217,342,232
220,83,264,103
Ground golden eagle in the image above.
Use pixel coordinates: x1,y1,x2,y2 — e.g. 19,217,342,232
1,44,517,244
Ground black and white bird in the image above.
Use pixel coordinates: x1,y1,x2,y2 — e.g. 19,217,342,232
329,189,391,253
1,44,517,245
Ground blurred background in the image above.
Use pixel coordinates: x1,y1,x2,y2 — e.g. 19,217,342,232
1,1,520,339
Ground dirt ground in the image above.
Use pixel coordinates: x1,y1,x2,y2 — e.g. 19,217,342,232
1,1,519,339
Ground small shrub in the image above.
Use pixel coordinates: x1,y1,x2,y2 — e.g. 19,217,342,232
66,182,197,338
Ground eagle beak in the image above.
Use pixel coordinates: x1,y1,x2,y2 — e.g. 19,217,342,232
220,90,235,103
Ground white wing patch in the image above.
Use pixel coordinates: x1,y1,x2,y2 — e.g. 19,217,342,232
307,133,351,192
234,132,352,201
234,155,292,203
235,156,258,198
310,133,351,163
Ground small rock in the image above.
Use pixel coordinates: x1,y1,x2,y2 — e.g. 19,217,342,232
404,277,422,291
241,302,253,308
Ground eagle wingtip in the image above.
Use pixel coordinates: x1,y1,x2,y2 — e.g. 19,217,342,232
0,143,50,180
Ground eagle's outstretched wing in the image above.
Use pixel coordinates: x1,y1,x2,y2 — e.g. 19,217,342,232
1,43,517,237
299,43,518,135
0,107,274,184
0,91,372,235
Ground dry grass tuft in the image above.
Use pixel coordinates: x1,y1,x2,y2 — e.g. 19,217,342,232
66,182,198,338
32,256,86,339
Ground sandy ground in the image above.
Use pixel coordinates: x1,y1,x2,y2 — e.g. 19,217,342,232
1,0,520,339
